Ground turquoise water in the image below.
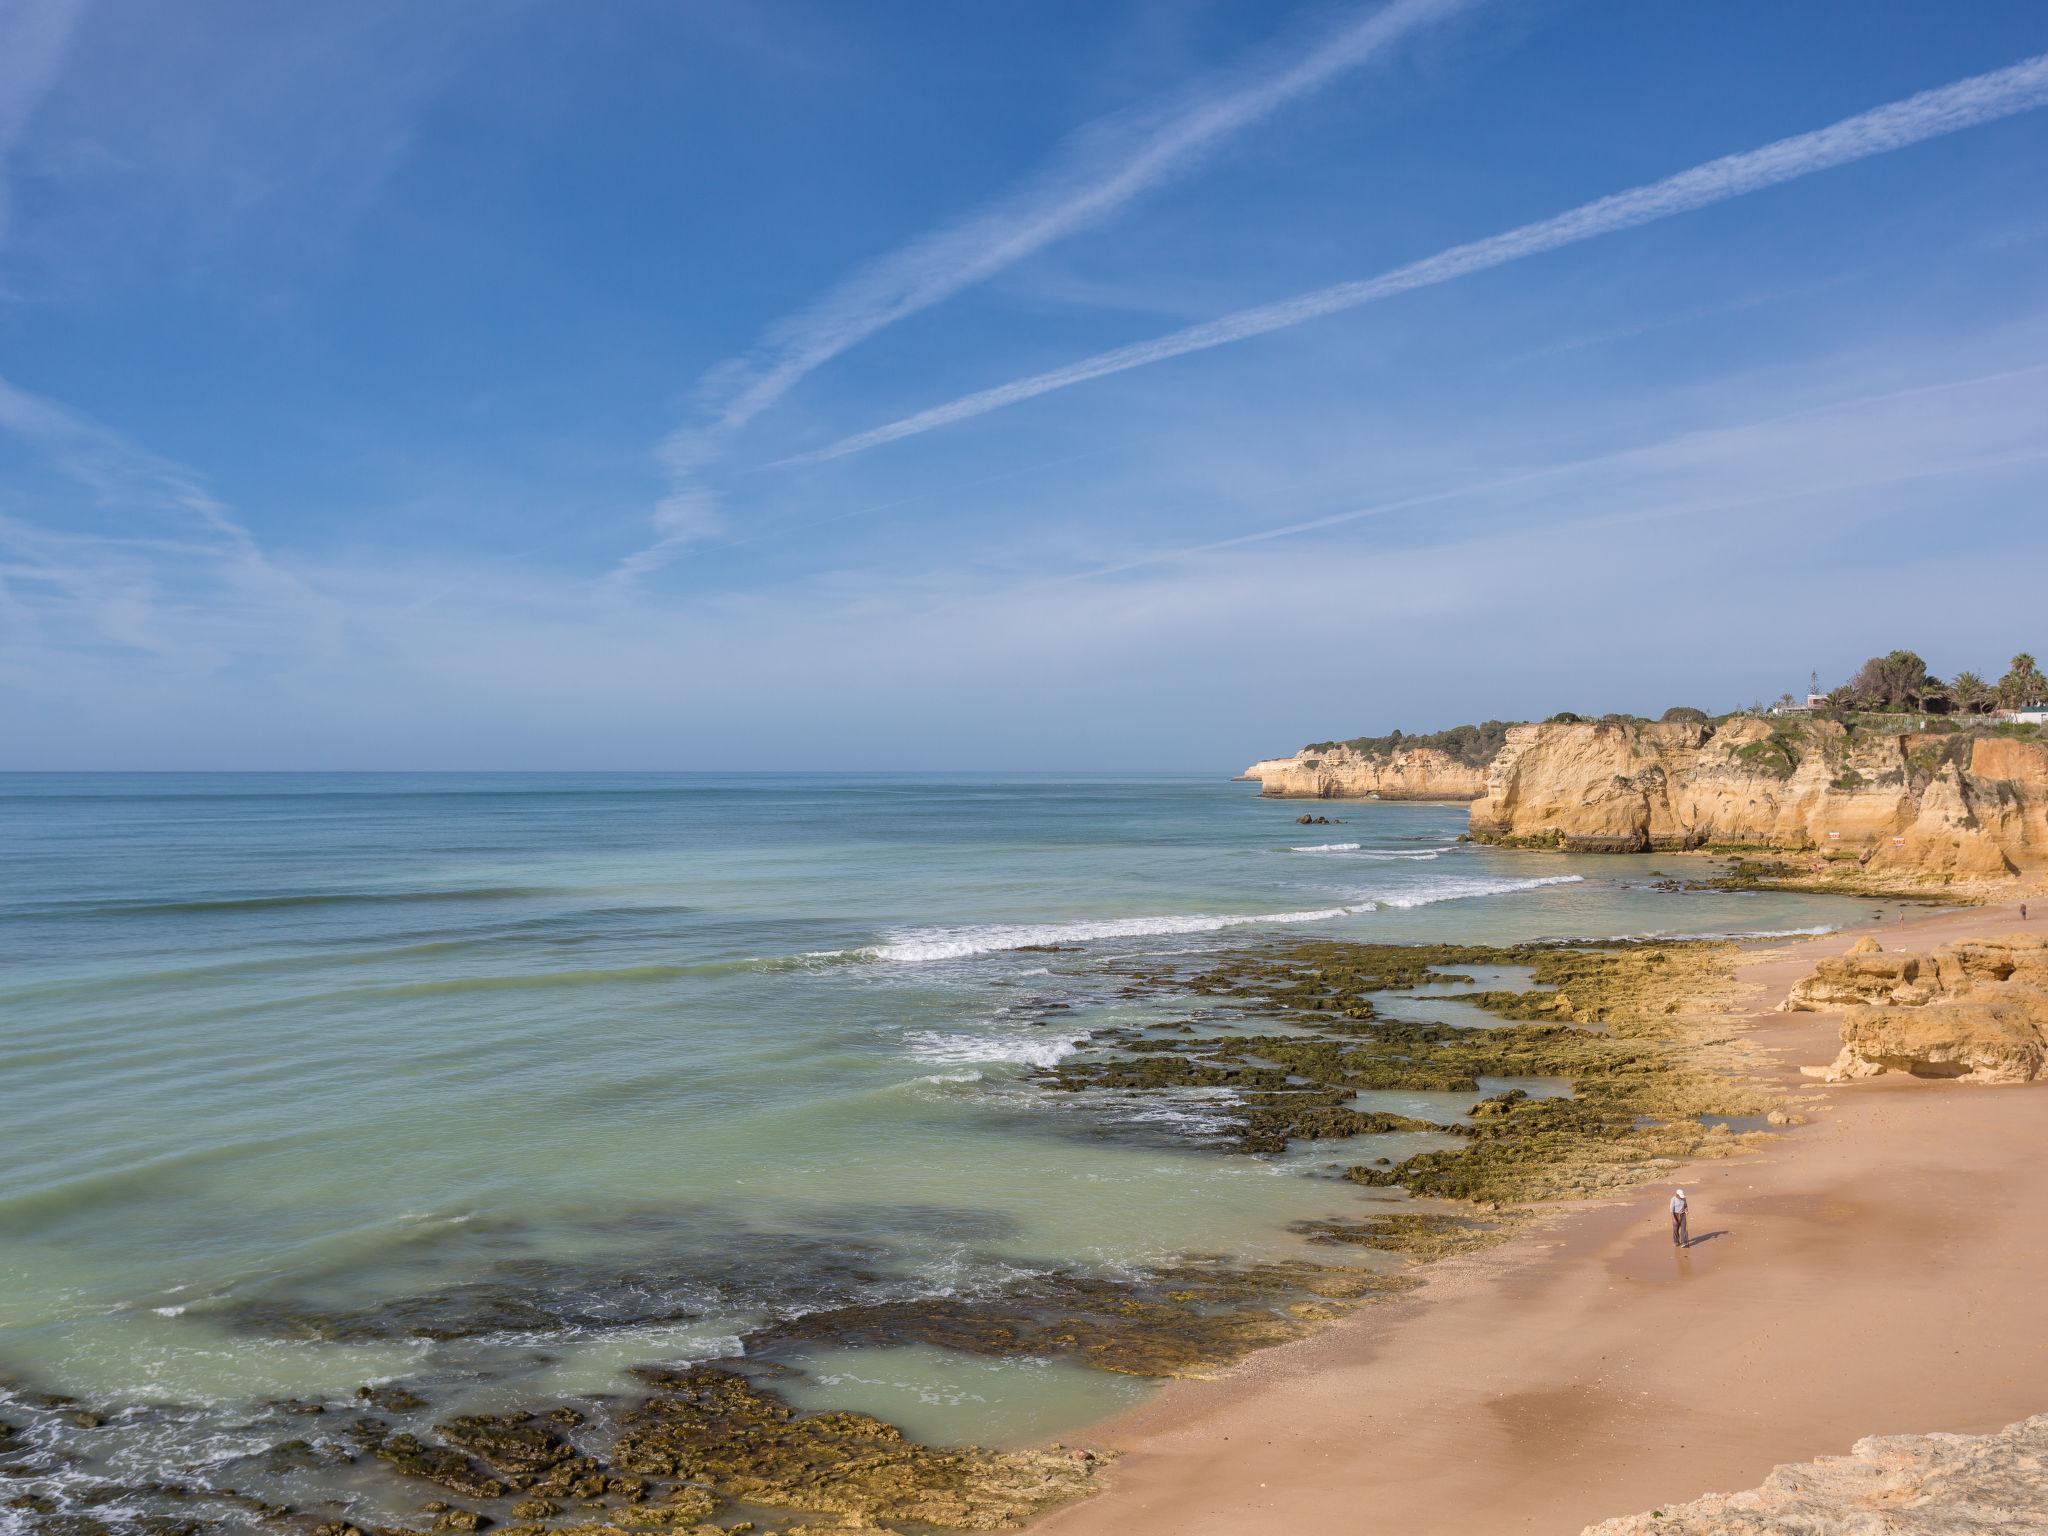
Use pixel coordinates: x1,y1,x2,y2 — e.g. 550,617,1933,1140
0,773,1870,1518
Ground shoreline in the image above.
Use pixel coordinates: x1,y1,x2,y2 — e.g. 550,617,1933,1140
1029,899,2048,1536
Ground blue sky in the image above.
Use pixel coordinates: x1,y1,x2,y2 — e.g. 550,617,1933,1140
2,0,2046,769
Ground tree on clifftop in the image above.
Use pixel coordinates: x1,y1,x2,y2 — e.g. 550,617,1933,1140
1846,649,1929,710
1999,653,2047,709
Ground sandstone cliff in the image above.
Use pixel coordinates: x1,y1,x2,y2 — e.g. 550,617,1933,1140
1584,1412,2048,1535
1241,743,1490,801
1781,933,2048,1083
1467,718,2048,877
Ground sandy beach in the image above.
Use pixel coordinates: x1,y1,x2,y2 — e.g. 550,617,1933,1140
1033,900,2048,1536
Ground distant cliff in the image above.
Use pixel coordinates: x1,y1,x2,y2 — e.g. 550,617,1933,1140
1245,715,2048,880
1241,723,1505,802
1243,744,1491,801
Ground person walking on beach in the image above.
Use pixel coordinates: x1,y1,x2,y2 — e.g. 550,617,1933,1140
1670,1188,1690,1248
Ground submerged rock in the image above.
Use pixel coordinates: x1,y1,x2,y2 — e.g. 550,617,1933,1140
746,1257,1410,1379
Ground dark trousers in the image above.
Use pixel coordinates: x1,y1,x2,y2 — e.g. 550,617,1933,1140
1672,1212,1689,1246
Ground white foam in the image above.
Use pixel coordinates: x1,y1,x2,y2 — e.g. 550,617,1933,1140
857,874,1589,963
1371,874,1584,909
903,1031,1082,1068
1618,923,1838,941
1290,843,1452,859
866,905,1362,962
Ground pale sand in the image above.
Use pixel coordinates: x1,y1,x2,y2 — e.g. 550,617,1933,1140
1035,901,2048,1536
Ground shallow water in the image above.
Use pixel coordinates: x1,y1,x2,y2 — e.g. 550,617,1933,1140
0,772,1870,1509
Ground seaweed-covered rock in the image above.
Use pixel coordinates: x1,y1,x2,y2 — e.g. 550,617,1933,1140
1287,1210,1508,1260
357,1424,506,1501
611,1367,1098,1529
435,1413,577,1478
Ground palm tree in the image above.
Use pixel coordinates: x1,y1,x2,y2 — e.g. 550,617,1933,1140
1998,653,2047,710
1953,671,1992,714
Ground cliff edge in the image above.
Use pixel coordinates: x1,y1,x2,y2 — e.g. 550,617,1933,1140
1469,717,2048,878
1245,715,2048,882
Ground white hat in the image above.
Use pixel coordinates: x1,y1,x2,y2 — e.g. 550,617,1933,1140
1675,1188,1685,1196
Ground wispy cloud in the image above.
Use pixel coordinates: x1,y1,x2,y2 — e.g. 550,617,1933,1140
1050,359,2048,580
0,372,327,677
620,0,1481,575
7,328,2044,767
789,51,2048,466
0,0,85,247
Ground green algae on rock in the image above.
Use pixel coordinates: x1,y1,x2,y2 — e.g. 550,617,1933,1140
1287,1210,1514,1261
1054,937,1788,1206
611,1367,1098,1530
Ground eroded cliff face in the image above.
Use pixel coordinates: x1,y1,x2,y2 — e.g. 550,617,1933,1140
1467,719,2048,877
1243,745,1490,802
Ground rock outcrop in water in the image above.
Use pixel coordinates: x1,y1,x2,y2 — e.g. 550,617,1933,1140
1583,1412,2048,1534
1783,934,2048,1083
1246,717,2048,882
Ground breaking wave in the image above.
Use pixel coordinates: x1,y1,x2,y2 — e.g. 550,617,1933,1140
861,906,1360,962
1372,874,1584,909
1618,923,1838,941
848,875,1587,963
902,1031,1082,1069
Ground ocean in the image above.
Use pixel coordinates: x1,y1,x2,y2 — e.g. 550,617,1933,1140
0,772,1872,1526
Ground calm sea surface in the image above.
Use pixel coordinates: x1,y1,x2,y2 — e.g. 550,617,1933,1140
0,773,1871,1517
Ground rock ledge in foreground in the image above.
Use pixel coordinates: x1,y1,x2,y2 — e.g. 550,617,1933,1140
1783,933,2048,1083
1582,1412,2048,1534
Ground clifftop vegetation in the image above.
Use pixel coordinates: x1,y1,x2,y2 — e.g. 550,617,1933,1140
1800,649,2047,716
1304,721,1512,767
1294,648,2045,772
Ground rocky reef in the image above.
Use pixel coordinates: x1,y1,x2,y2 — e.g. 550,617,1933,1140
1052,936,1793,1204
1583,1412,2048,1534
1783,933,2048,1082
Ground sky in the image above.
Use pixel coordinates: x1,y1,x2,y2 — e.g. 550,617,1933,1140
1,0,2046,770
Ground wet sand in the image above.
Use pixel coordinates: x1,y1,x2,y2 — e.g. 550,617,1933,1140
1033,901,2048,1536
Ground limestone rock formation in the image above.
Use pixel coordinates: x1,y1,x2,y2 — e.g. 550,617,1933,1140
1782,934,2048,1083
1241,744,1490,801
1247,717,2048,879
1467,719,2046,873
1582,1412,2048,1534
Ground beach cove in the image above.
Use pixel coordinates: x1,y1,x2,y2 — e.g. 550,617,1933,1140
0,773,2018,1535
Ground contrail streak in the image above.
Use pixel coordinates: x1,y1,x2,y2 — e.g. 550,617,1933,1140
685,0,1478,453
789,52,2048,466
619,0,1480,575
